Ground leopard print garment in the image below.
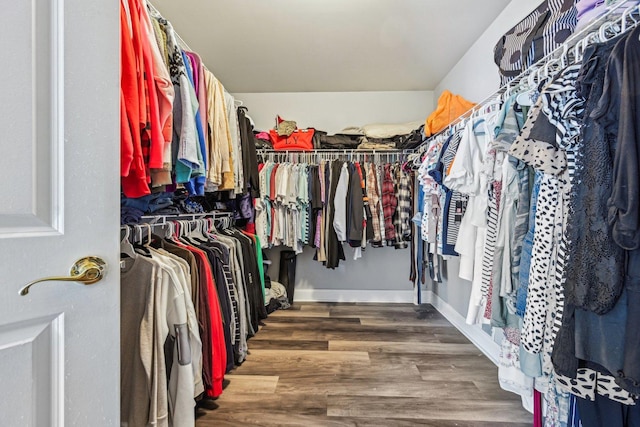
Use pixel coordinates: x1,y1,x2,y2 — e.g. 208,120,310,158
522,173,559,353
556,369,637,405
508,98,567,175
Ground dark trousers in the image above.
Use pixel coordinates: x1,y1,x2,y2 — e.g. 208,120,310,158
577,394,640,427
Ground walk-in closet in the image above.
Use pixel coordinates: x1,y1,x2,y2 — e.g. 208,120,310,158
2,0,640,426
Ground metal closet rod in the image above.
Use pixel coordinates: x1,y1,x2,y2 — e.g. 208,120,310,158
122,214,235,245
257,148,414,163
146,2,245,112
146,2,193,52
139,211,234,226
421,0,640,146
257,149,414,154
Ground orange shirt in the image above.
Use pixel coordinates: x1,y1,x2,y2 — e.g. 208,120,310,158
120,2,150,197
425,90,476,137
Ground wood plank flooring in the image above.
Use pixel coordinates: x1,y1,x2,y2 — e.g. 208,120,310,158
196,302,533,426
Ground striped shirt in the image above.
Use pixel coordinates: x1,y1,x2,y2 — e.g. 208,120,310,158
495,0,578,85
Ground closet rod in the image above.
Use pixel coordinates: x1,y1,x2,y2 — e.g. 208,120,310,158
145,2,245,108
138,211,234,226
419,0,640,150
147,2,194,53
257,148,413,154
257,149,414,154
257,148,414,163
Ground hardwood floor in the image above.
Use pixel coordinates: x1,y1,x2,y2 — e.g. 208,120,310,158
196,303,533,426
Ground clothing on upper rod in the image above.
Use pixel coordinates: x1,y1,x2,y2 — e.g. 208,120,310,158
416,1,640,150
494,0,578,86
121,0,257,201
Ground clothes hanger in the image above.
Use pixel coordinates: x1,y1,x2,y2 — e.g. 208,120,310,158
401,157,412,173
144,223,153,246
163,221,172,240
181,220,193,239
527,66,539,88
631,4,640,40
599,20,620,42
517,87,534,107
586,31,602,48
171,220,183,242
544,55,561,79
484,94,503,113
557,43,569,69
511,79,526,98
535,62,545,85
167,220,181,243
191,219,208,241
598,22,609,42
132,224,141,245
132,225,152,257
572,36,584,63
146,224,166,251
120,226,137,259
205,217,219,236
620,4,634,33
179,220,197,244
177,220,193,243
503,81,512,103
180,220,189,239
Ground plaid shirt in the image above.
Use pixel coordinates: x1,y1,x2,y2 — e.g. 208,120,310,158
398,168,412,239
382,164,397,242
366,163,383,243
393,165,411,249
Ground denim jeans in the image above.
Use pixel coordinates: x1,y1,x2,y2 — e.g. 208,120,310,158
516,171,542,316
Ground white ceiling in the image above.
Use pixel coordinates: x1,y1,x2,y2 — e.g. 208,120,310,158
151,0,511,93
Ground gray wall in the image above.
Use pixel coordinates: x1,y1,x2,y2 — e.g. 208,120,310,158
234,91,434,135
432,258,473,316
244,90,434,300
252,2,542,306
434,0,544,103
265,246,413,292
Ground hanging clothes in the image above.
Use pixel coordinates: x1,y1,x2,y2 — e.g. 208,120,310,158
120,217,267,427
254,156,413,269
121,2,258,202
415,16,640,426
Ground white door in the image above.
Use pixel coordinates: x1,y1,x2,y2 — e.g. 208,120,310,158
0,0,120,425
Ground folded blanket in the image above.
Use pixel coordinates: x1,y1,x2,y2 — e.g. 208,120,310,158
361,121,423,139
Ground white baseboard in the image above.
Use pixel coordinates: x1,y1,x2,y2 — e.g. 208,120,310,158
424,290,500,366
294,289,415,303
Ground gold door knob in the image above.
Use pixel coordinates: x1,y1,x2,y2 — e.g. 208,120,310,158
19,256,107,296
